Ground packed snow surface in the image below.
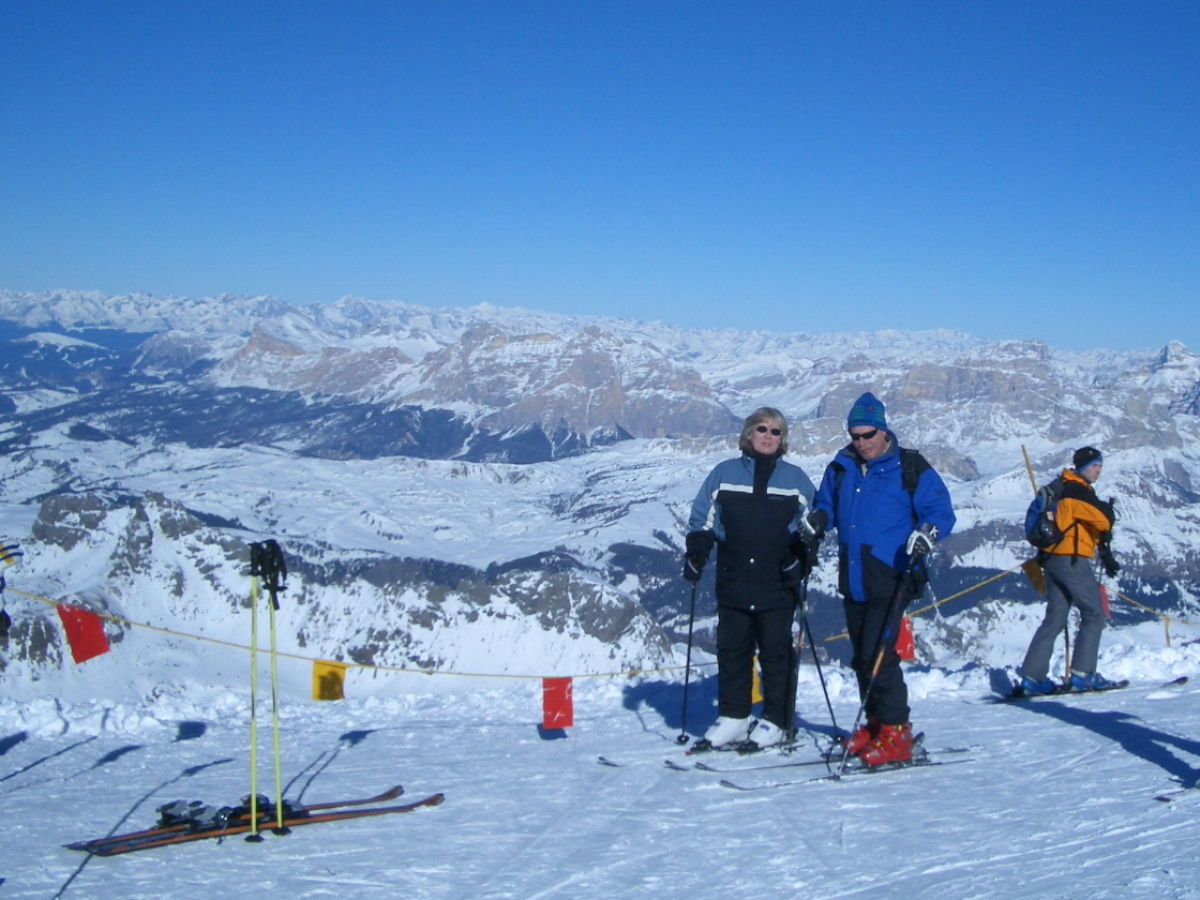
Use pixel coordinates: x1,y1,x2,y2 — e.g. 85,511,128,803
3,630,1200,899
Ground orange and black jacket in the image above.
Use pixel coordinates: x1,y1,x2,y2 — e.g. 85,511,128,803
1047,468,1115,558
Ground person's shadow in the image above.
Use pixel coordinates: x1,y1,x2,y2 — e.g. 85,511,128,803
621,675,842,747
1009,699,1200,789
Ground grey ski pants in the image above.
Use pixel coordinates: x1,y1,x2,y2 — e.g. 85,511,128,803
1021,553,1105,681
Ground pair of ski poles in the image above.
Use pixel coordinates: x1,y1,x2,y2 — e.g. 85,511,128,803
247,539,289,840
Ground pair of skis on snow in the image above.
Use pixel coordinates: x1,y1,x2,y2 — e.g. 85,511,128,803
66,784,444,856
993,674,1187,702
676,732,974,791
600,732,976,792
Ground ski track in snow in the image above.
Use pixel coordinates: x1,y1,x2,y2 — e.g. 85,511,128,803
2,656,1200,899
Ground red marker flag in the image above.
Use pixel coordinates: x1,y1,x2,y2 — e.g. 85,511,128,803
55,604,110,664
895,615,915,662
542,676,574,729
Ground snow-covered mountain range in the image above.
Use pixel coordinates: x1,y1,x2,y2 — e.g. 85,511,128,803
2,288,1200,701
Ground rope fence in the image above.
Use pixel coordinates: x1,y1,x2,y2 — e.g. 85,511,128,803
6,557,1199,682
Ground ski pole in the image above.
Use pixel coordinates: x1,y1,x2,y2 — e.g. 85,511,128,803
246,540,289,839
836,556,917,778
263,541,288,835
247,547,261,839
784,586,805,746
785,579,831,747
676,583,699,745
254,540,289,836
798,588,840,741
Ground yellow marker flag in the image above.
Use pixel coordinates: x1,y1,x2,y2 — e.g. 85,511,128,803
312,660,348,701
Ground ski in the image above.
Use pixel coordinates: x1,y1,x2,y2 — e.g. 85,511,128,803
67,783,407,852
70,790,440,856
991,674,1187,703
683,737,801,757
681,742,978,774
596,756,624,768
719,755,972,792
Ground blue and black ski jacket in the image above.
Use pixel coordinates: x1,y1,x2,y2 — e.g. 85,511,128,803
687,452,816,611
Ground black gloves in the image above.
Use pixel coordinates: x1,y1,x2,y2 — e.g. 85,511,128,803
683,532,714,583
0,608,9,639
1099,538,1120,578
803,509,828,543
905,523,938,559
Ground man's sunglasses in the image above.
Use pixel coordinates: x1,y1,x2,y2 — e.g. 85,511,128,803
755,425,783,436
849,429,880,442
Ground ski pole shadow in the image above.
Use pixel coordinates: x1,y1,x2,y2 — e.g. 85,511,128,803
84,744,143,771
54,756,234,899
1009,700,1200,789
0,735,98,792
284,729,379,804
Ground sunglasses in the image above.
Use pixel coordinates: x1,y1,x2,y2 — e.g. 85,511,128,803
849,428,880,442
755,425,783,436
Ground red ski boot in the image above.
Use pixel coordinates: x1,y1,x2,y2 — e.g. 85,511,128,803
856,723,913,766
840,716,881,755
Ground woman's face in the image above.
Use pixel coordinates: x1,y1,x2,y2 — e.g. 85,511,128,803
750,419,783,455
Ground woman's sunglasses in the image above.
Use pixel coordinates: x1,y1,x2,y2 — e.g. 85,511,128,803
755,425,783,436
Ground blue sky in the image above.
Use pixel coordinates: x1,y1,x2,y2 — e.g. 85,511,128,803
2,1,1196,351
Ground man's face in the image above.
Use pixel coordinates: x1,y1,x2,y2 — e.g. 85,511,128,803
849,426,888,461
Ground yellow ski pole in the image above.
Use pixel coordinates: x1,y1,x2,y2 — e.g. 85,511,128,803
254,539,290,836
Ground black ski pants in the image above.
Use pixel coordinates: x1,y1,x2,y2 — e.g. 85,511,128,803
715,605,794,728
843,595,910,726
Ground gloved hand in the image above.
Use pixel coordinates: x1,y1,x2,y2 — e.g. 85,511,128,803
682,532,714,583
1099,542,1120,578
905,523,938,559
0,608,10,639
780,553,805,587
802,509,828,543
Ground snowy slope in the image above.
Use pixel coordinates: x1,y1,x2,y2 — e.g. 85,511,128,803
2,631,1199,899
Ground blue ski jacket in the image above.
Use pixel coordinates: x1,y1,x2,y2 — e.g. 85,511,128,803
813,435,955,603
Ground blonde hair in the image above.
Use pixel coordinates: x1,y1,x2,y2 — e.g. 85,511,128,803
738,407,789,455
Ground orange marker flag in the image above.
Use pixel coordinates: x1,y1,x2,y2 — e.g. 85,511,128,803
312,660,348,700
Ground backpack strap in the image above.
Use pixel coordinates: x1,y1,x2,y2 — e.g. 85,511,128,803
829,447,928,521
